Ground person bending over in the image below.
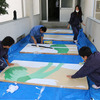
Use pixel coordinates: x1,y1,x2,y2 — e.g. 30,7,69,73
0,36,15,70
67,47,100,89
30,25,47,44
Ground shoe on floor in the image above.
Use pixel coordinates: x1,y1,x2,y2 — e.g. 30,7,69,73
92,84,100,89
73,40,78,44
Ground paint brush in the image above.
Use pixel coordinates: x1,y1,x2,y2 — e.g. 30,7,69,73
31,44,53,49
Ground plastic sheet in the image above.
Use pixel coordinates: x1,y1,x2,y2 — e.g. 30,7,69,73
0,33,99,100
77,29,97,53
44,33,74,35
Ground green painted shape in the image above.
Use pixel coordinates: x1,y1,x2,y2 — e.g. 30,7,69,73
4,66,28,81
17,76,31,82
17,63,53,82
17,63,63,82
50,44,67,47
37,63,64,78
32,63,53,75
50,44,69,53
54,48,69,53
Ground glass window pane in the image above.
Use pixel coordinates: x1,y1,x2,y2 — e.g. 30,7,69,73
41,0,47,20
96,14,100,20
95,0,100,20
61,0,73,8
33,0,40,15
96,1,100,12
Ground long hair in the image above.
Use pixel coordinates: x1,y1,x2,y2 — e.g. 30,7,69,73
74,5,82,17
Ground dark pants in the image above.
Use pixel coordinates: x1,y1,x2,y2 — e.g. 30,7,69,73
30,36,41,43
0,58,7,70
36,37,41,43
72,26,80,40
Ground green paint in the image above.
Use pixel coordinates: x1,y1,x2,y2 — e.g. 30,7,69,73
51,44,67,47
17,63,53,82
54,48,69,53
4,66,28,81
37,63,63,78
17,63,63,82
17,76,31,82
50,44,69,53
4,63,63,83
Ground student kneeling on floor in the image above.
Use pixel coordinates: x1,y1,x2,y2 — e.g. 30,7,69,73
67,47,100,89
30,25,47,44
0,36,15,70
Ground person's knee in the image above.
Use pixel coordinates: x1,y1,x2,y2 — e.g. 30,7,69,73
0,62,7,70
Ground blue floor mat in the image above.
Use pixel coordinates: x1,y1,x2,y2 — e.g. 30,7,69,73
0,33,99,100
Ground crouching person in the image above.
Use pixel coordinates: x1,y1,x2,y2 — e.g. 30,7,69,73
67,47,100,89
0,36,15,70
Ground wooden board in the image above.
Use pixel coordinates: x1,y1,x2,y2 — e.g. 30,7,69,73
44,35,73,41
0,60,89,90
20,44,78,55
46,29,73,34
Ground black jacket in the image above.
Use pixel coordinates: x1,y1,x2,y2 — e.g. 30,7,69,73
72,52,100,86
69,12,83,27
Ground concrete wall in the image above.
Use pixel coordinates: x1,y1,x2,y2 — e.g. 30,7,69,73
0,0,23,23
0,17,30,42
25,0,40,28
34,14,41,26
81,0,95,32
86,17,100,51
81,0,94,23
0,0,41,43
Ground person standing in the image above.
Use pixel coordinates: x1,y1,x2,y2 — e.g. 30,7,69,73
67,5,85,44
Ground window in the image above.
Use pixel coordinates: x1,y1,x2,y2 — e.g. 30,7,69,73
96,1,100,12
41,0,47,20
33,0,40,15
94,0,100,20
61,0,73,8
0,0,23,22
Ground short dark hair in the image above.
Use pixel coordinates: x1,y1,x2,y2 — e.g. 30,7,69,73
1,36,15,46
40,26,47,32
79,46,92,57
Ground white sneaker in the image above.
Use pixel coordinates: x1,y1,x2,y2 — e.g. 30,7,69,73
92,84,100,89
73,40,78,44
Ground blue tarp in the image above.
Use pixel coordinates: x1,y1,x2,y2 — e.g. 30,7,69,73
0,31,100,100
77,29,97,53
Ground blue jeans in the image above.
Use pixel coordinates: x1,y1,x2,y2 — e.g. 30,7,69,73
72,26,80,40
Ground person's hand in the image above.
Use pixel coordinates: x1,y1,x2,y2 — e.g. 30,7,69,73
8,63,14,66
66,75,72,79
41,42,43,44
36,45,39,48
34,40,37,44
34,41,37,44
67,24,70,29
82,23,86,26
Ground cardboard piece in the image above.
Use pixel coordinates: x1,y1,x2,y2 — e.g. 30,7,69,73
0,60,88,90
